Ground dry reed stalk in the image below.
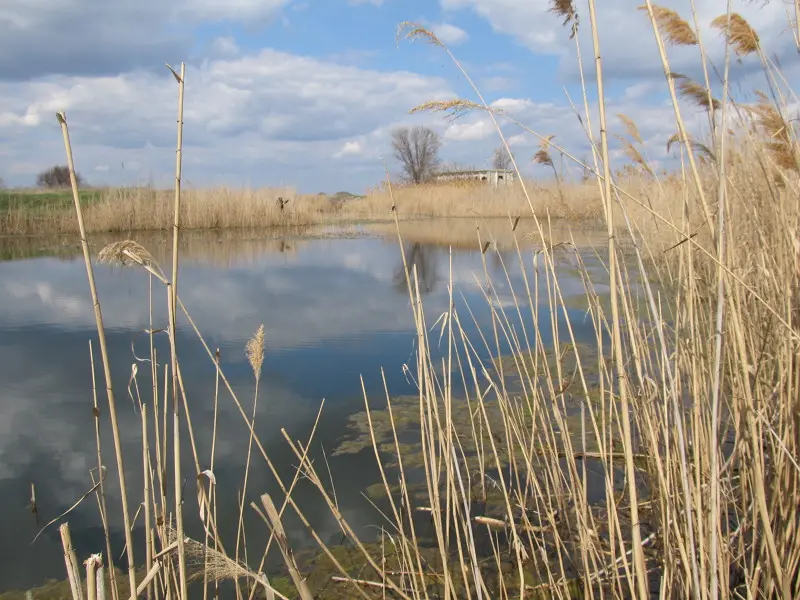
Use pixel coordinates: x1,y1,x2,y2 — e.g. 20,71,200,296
60,523,84,600
57,111,138,597
85,554,102,600
245,404,327,600
204,348,221,600
142,403,153,600
88,341,119,600
257,495,314,600
586,1,649,597
164,61,188,600
640,0,715,238
96,563,106,600
235,324,265,598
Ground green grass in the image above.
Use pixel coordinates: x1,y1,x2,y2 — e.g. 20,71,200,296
0,189,102,213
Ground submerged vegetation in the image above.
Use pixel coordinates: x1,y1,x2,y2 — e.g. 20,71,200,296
9,2,800,600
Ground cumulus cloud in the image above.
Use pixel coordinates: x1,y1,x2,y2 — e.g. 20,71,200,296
0,50,454,189
443,119,495,142
431,22,469,45
208,36,241,58
0,0,292,80
441,0,795,81
334,140,364,158
1,0,784,191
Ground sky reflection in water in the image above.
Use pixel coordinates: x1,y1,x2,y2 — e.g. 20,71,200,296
0,230,606,591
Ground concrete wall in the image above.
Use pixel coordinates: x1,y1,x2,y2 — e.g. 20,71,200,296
434,170,515,187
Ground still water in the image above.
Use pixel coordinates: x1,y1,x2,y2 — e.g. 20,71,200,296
0,222,608,592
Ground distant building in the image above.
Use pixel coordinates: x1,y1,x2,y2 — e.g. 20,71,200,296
433,169,515,187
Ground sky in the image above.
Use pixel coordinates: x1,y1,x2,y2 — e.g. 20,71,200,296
0,0,795,193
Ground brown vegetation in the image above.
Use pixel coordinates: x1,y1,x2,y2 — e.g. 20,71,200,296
15,5,800,600
1,186,325,235
2,173,689,241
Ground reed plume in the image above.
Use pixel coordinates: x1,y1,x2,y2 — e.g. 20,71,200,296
245,324,266,381
640,4,698,45
396,22,444,48
618,136,653,175
711,13,760,55
549,0,580,38
671,74,721,110
618,113,643,144
666,131,716,162
751,92,799,171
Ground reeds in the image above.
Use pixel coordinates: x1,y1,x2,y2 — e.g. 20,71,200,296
44,3,800,600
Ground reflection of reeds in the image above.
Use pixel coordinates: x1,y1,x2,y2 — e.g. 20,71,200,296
366,218,612,251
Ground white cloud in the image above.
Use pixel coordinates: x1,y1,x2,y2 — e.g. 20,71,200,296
441,0,795,81
209,36,241,58
0,50,454,190
0,0,293,81
334,140,364,158
481,75,516,92
444,119,495,141
431,23,469,45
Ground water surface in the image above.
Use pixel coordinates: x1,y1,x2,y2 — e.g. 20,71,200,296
0,222,608,592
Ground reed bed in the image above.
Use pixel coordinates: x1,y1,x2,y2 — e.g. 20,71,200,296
3,175,686,240
0,186,327,235
30,3,800,600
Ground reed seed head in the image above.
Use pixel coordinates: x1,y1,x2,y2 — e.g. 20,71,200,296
711,13,759,55
540,135,556,152
246,324,265,380
410,99,484,119
666,132,716,162
619,137,653,175
166,526,255,583
397,21,444,48
640,5,698,45
533,150,554,167
671,74,721,110
98,240,158,269
549,0,580,39
618,113,643,144
750,94,799,171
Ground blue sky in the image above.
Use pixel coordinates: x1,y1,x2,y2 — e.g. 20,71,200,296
0,0,794,193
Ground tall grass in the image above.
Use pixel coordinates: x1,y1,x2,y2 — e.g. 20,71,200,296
39,2,800,600
1,175,686,236
0,186,314,235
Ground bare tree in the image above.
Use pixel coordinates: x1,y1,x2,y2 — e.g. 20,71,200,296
392,126,441,183
36,165,83,188
491,145,513,171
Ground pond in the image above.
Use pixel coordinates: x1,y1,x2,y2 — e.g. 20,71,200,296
0,219,612,594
